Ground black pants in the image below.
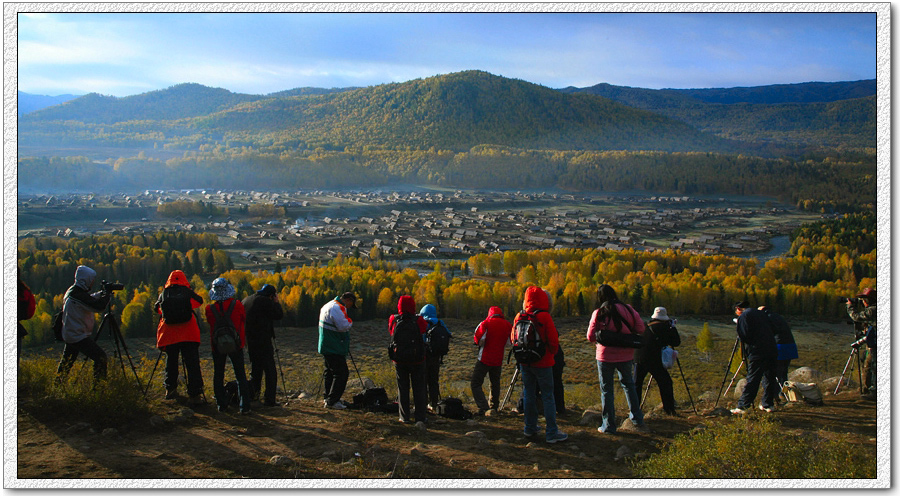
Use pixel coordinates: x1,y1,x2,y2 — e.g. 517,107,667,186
213,347,250,412
424,352,442,406
57,337,108,381
322,354,349,405
163,341,203,396
634,360,676,414
395,361,428,423
738,354,779,410
249,341,277,404
470,360,502,411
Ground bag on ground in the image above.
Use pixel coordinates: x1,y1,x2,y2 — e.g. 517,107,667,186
782,381,824,406
512,311,546,364
661,346,678,369
426,321,451,357
160,287,194,324
389,313,425,364
352,387,391,412
436,397,473,420
211,300,240,355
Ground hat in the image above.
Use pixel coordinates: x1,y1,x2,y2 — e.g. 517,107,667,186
733,300,749,310
209,277,235,301
340,291,357,308
257,284,277,297
651,307,670,321
856,288,876,300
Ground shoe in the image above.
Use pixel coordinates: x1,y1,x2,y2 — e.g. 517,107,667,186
165,388,178,400
546,431,568,444
326,401,347,410
758,405,775,413
398,418,413,424
217,405,229,413
523,430,538,438
730,407,747,415
597,426,616,434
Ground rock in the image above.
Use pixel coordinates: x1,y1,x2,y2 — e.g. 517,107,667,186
352,377,376,390
475,466,491,477
533,463,541,471
615,445,632,461
268,455,294,467
149,415,166,427
101,428,118,438
579,410,603,426
465,419,479,427
298,391,312,399
733,378,747,399
822,376,855,391
707,407,732,417
526,442,538,448
619,418,643,432
415,421,427,432
697,391,717,403
465,430,486,439
789,367,824,383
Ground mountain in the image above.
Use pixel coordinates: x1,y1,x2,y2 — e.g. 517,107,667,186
668,80,876,105
18,91,82,116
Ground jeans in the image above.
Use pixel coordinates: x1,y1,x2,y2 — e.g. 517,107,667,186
163,341,203,396
248,341,277,404
57,337,108,381
470,360,502,411
521,364,559,440
322,354,349,405
597,360,644,432
738,354,778,410
395,361,428,422
213,347,250,412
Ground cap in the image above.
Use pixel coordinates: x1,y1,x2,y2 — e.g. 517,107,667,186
733,300,749,310
340,291,357,308
257,284,277,297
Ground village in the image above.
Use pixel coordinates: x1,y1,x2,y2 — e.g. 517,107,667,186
17,188,820,272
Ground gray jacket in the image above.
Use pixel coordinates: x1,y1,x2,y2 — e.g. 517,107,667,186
62,266,110,344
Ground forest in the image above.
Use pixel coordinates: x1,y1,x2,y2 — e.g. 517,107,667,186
17,213,876,347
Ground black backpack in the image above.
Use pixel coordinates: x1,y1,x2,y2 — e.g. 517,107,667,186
389,313,425,364
512,310,547,364
435,397,472,420
211,300,240,355
426,321,451,357
160,287,194,324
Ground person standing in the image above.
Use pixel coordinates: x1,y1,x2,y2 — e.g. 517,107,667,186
155,270,205,405
470,306,511,415
587,284,647,433
205,277,250,414
731,301,779,414
243,284,284,407
513,286,567,443
389,295,429,424
17,268,36,366
318,291,356,410
634,307,681,416
56,265,110,381
847,288,876,398
419,303,451,410
758,305,797,401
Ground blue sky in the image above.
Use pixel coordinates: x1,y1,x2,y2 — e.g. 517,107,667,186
17,11,877,97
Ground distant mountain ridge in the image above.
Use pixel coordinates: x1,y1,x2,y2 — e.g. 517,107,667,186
18,91,82,116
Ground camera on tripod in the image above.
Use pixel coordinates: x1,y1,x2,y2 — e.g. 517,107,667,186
101,280,124,295
839,296,861,306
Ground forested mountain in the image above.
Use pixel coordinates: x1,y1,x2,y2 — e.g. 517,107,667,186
561,80,877,148
18,91,81,116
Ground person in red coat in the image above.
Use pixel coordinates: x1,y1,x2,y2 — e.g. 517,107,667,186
388,295,428,424
204,277,250,414
17,268,36,366
155,270,205,404
470,306,511,414
511,287,567,443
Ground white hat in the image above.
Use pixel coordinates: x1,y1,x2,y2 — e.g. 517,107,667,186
651,307,670,321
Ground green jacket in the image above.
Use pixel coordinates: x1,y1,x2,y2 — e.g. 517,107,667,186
318,297,352,356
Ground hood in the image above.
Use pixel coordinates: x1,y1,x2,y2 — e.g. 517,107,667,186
487,306,505,319
398,295,417,314
523,286,549,313
165,270,190,288
419,304,438,324
74,265,96,290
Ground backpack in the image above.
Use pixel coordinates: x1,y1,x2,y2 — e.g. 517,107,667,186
352,387,393,413
52,310,64,342
389,313,425,364
211,300,240,355
435,397,472,420
426,321,451,357
782,381,824,406
160,287,194,324
512,310,547,364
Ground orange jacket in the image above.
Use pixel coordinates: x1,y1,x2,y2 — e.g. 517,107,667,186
511,286,558,368
155,270,203,348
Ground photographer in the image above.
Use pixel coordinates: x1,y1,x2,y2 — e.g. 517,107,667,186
243,284,284,407
731,301,779,414
155,270,205,405
56,265,110,381
847,288,876,397
634,307,681,416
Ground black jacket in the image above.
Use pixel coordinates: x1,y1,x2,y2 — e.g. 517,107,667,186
242,293,284,346
736,308,778,359
635,319,681,365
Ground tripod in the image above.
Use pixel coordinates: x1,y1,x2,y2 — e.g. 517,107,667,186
273,336,290,398
638,358,697,415
714,337,746,409
93,298,145,395
834,345,864,395
499,366,520,412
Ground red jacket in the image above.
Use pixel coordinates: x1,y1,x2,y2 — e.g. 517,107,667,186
205,297,246,350
388,295,427,364
511,286,558,368
155,270,203,348
474,306,511,367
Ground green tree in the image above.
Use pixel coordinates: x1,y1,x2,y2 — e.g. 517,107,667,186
696,322,714,361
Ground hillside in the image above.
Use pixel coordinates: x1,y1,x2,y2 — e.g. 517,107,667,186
17,91,82,116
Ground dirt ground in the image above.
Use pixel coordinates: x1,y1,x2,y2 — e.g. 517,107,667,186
16,316,879,484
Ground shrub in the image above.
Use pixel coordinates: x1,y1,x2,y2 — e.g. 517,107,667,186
633,416,875,478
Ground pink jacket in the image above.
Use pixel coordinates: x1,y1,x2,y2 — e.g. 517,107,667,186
587,302,645,363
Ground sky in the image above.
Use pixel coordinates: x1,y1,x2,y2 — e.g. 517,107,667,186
16,11,877,98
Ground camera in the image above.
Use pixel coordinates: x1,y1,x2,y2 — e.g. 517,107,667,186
839,296,860,306
102,280,124,294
